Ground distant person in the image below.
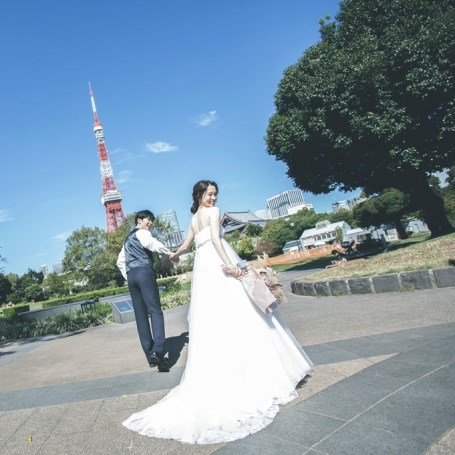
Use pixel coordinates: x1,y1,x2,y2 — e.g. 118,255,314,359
122,180,312,444
117,210,174,372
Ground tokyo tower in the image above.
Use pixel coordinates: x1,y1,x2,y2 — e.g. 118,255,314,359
89,82,126,232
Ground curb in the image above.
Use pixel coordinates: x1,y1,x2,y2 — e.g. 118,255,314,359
291,266,455,297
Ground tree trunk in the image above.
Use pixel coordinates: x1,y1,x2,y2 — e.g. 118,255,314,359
394,220,408,240
408,176,455,237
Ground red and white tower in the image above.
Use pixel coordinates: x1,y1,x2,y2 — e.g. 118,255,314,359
89,82,126,232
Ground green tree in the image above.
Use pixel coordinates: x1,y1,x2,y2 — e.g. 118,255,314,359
266,0,454,237
335,227,343,243
328,208,356,228
84,217,134,289
288,209,328,235
353,188,410,238
262,218,296,249
5,273,19,303
43,272,69,297
446,166,455,191
235,237,257,260
441,166,455,224
62,226,107,280
243,223,263,237
23,283,46,302
0,248,5,274
14,269,44,302
151,215,174,247
85,250,123,289
0,273,12,303
443,194,455,226
255,238,281,257
26,269,44,284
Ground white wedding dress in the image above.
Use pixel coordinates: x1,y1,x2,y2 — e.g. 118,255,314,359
123,226,313,444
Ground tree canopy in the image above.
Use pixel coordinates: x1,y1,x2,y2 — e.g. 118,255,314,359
0,274,12,303
353,188,410,238
62,226,107,278
266,0,455,236
0,248,5,274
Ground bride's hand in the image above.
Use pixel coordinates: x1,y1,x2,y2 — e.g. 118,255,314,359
221,264,242,277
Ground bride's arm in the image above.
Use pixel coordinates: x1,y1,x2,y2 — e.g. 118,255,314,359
209,208,241,277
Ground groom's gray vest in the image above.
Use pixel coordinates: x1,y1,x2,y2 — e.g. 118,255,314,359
124,228,155,274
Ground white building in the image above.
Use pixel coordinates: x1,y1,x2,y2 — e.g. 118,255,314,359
300,220,351,248
40,265,49,278
254,208,272,220
267,189,313,219
159,209,181,232
344,225,399,247
332,196,367,212
404,218,429,233
158,210,185,249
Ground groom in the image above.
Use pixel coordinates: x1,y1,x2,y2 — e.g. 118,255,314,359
117,210,174,372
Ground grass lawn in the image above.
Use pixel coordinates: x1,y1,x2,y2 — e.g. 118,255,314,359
273,232,455,281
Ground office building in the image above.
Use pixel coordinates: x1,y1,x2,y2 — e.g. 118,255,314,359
267,189,313,218
159,210,185,249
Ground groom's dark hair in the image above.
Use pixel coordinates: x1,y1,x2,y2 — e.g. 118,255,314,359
135,210,155,225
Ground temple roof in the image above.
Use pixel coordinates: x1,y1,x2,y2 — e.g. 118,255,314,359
221,211,268,233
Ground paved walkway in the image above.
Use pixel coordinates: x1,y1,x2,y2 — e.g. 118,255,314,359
0,272,454,454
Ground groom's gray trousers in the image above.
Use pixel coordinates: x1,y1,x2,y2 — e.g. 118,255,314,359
126,266,165,361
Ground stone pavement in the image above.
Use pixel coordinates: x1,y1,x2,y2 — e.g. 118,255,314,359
0,272,454,455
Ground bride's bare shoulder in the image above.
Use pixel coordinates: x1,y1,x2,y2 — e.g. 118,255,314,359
207,206,221,216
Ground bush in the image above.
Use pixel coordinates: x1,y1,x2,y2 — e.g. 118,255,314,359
160,290,191,309
0,303,113,342
42,287,129,308
0,317,32,340
40,277,179,309
2,304,30,318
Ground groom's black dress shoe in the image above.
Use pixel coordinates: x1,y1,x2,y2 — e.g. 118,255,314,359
149,351,170,372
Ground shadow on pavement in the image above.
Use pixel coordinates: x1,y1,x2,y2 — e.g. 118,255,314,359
166,331,189,368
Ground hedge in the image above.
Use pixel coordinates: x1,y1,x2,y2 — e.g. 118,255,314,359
1,277,181,312
41,277,179,308
2,304,31,319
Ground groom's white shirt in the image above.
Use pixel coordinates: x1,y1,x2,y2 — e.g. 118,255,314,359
117,229,170,280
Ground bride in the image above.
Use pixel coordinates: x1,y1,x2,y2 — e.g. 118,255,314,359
122,180,313,444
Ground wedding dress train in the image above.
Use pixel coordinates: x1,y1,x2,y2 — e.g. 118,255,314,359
123,226,313,444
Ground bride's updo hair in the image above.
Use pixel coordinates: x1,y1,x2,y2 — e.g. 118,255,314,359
191,180,218,214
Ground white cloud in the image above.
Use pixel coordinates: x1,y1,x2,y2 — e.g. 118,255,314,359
0,209,13,223
111,148,146,165
196,110,218,127
145,141,178,154
53,232,71,242
110,148,126,156
117,170,132,184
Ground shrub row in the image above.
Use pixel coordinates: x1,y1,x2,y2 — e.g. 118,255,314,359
0,303,113,341
41,277,179,309
160,290,191,309
2,304,30,318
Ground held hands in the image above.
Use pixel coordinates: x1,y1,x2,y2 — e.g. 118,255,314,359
169,253,180,263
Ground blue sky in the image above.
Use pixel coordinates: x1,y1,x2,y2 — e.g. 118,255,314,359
0,0,360,276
